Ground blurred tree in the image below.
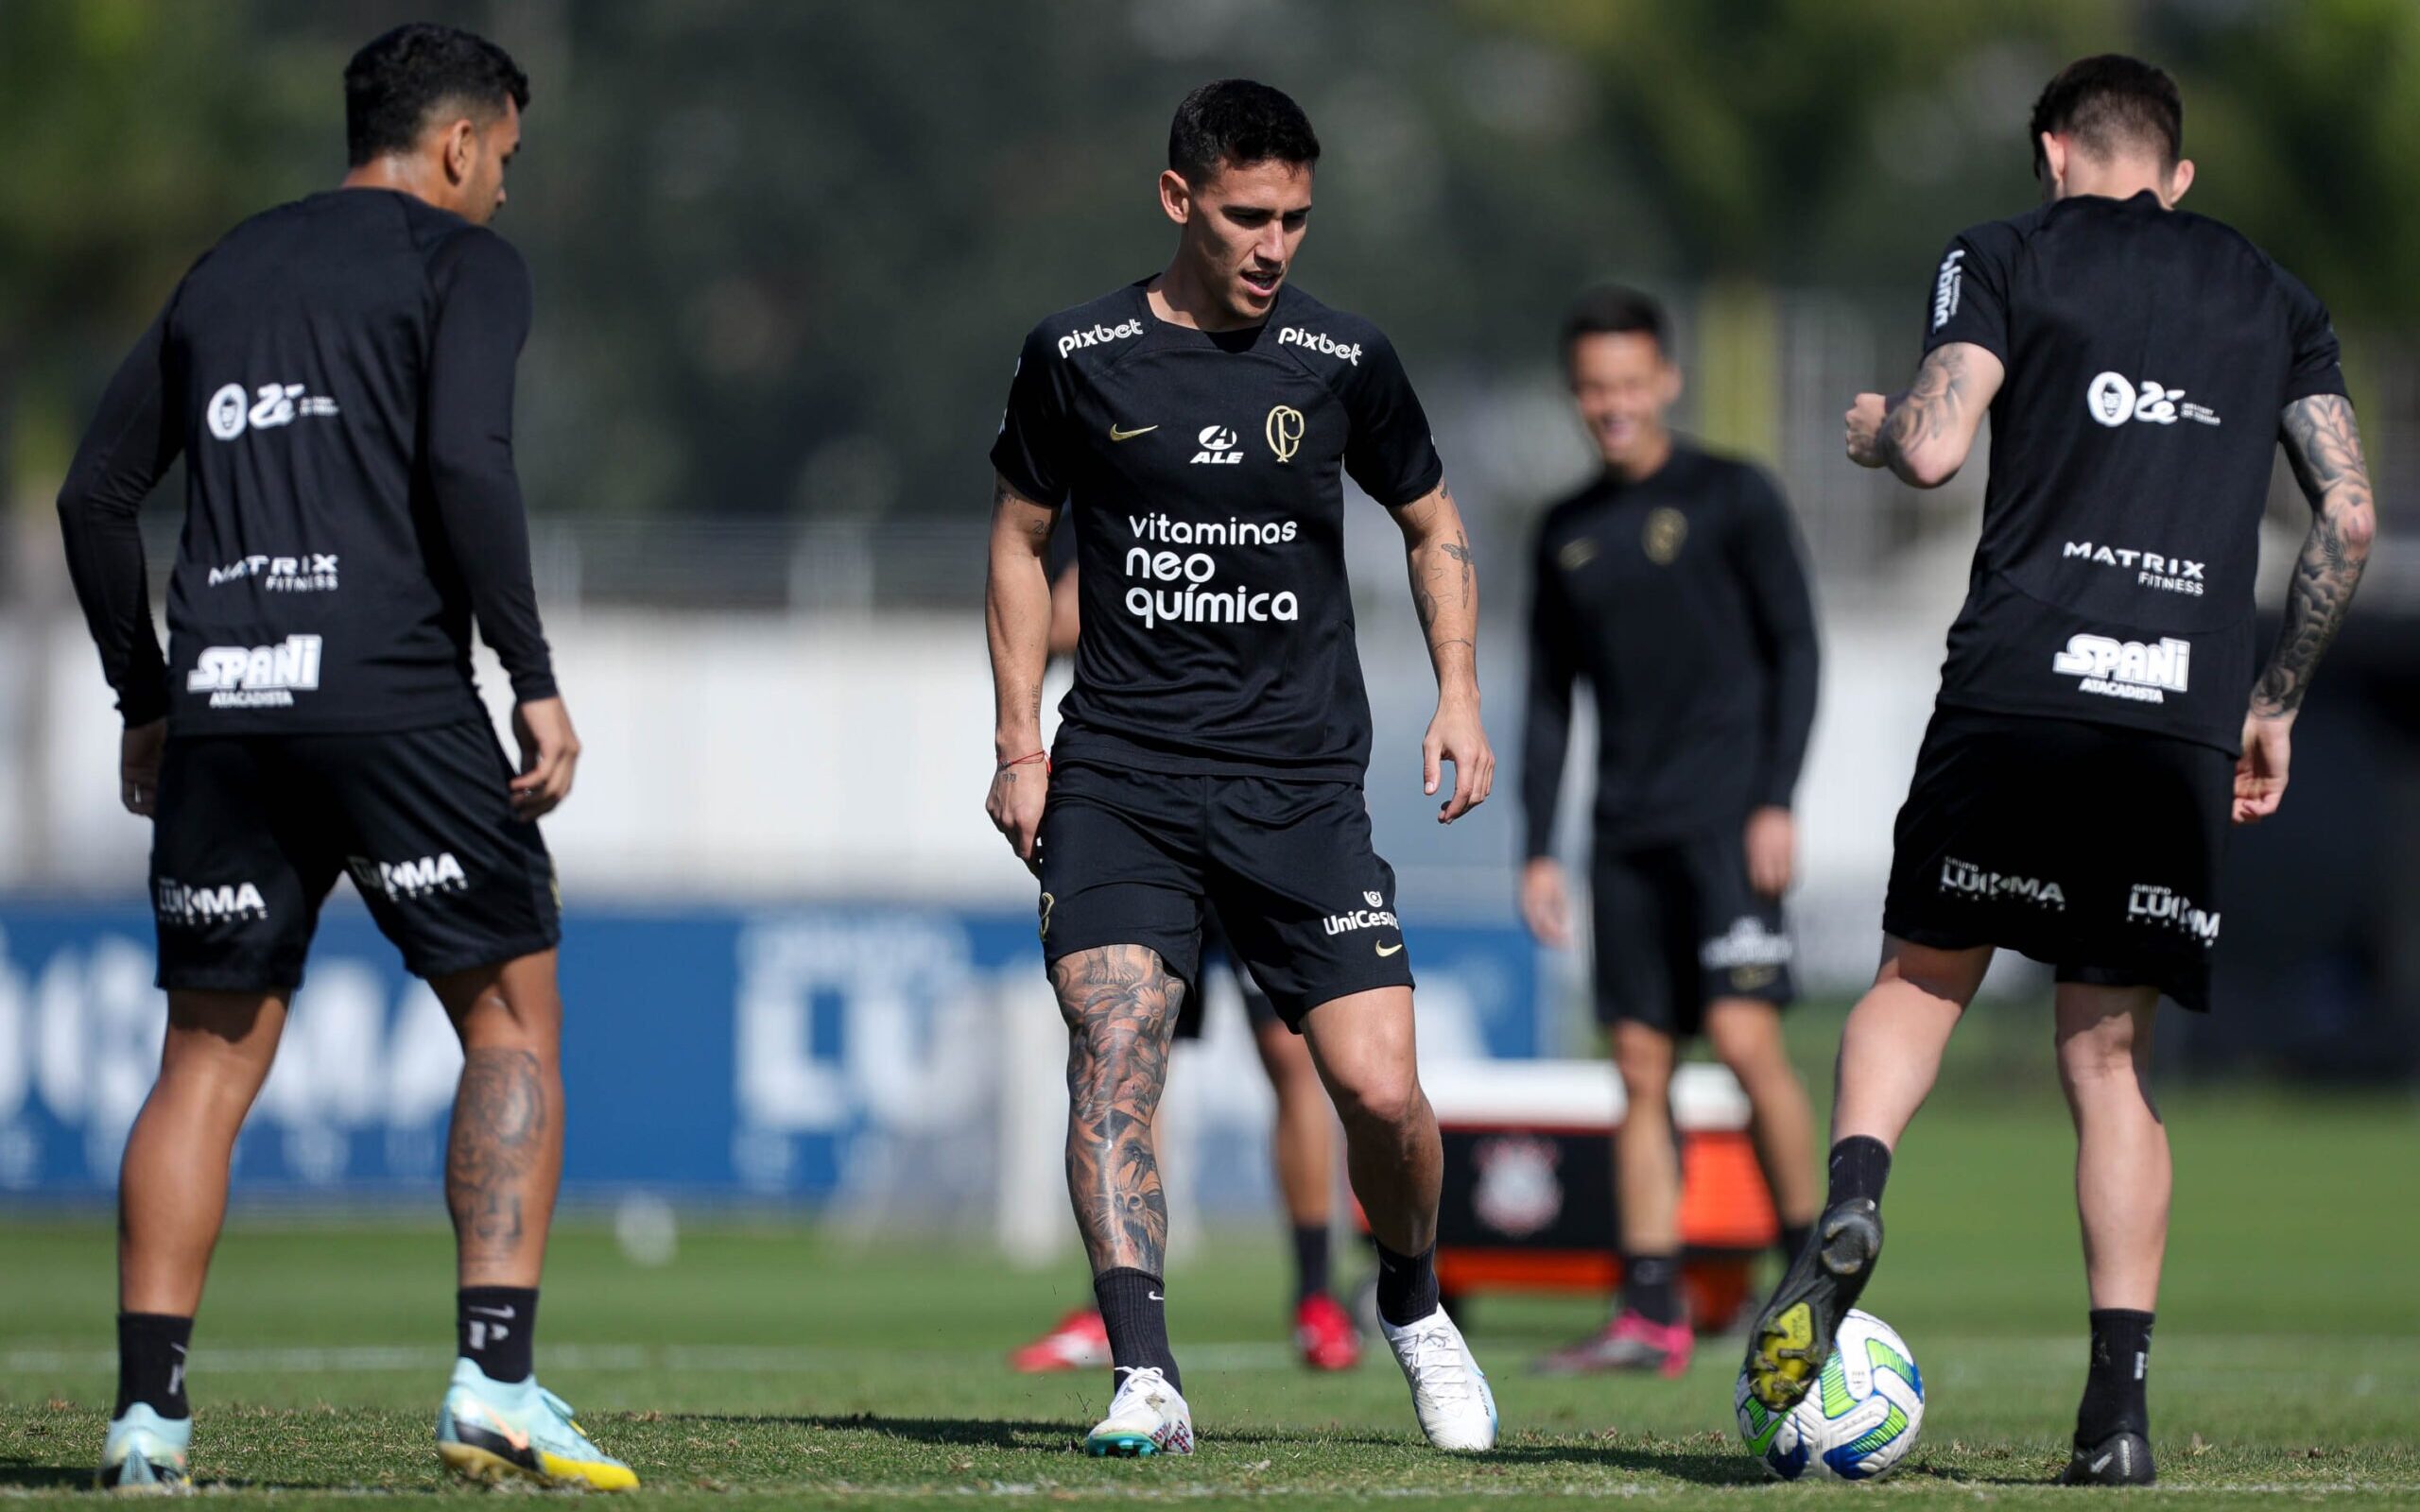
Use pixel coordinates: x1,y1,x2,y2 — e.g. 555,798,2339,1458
3,0,2411,535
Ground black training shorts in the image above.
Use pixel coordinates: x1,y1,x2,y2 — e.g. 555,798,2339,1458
1036,762,1413,1029
1591,828,1795,1036
150,719,560,992
1175,906,1282,1040
1882,708,2230,1011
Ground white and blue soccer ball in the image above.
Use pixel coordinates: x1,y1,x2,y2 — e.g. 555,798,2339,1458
1734,1309,1925,1481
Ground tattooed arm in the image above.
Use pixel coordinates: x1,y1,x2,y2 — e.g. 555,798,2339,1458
2236,394,2377,822
985,473,1060,865
1845,341,2006,489
1393,481,1495,822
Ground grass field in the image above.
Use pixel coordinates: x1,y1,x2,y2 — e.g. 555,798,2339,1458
4,1081,2415,1506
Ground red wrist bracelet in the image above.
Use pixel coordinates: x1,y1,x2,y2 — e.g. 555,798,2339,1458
998,750,1049,772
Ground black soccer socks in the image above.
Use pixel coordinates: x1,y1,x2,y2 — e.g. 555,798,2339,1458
2076,1309,2154,1445
1622,1250,1682,1326
1290,1223,1332,1304
1095,1268,1181,1392
1374,1241,1442,1327
1826,1135,1893,1209
458,1286,539,1384
114,1313,193,1419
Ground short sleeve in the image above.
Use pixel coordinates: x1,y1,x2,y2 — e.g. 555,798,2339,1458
1921,228,2011,364
1341,334,1445,508
2276,266,2347,405
989,325,1074,507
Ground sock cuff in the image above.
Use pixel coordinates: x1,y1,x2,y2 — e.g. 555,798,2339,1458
1095,1266,1165,1287
2089,1308,2155,1327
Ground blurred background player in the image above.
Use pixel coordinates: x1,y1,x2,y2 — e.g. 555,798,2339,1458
1518,287,1823,1378
54,23,630,1492
983,79,1496,1456
1011,546,1357,1374
1741,56,2374,1486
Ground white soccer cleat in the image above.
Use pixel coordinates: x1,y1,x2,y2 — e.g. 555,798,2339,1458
96,1403,192,1493
1381,1307,1498,1452
1082,1366,1195,1457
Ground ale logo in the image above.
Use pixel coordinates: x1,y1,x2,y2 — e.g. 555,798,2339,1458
1265,404,1305,463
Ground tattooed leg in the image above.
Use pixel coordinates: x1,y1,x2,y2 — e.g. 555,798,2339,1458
1050,945,1184,1276
436,954,565,1287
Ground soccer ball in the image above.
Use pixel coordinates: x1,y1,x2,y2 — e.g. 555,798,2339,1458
1734,1309,1925,1481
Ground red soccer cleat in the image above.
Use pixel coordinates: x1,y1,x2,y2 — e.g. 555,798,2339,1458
1294,1292,1361,1371
1533,1308,1694,1379
1009,1306,1112,1373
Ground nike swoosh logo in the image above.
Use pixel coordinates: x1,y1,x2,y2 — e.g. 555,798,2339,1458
468,1305,517,1319
1108,423,1158,441
1375,941,1404,957
2089,1454,2114,1473
1148,1291,1165,1301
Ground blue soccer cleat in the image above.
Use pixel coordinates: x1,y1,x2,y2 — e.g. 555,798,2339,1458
436,1358,638,1491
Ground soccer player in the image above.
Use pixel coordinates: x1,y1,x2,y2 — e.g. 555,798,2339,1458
1519,287,1822,1378
1739,57,2374,1486
56,24,631,1492
1011,551,1358,1373
984,80,1496,1456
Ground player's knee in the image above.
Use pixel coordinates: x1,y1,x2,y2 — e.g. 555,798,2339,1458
1329,1062,1424,1132
1612,1029,1674,1097
1705,1005,1786,1080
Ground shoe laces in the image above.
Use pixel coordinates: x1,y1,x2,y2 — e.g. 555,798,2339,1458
1401,1320,1476,1407
1111,1366,1172,1413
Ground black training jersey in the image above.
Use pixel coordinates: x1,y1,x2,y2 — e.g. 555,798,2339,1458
57,188,555,735
1920,190,2344,753
1521,444,1820,854
991,279,1443,780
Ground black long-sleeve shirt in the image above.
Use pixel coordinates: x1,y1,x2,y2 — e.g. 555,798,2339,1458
57,187,555,734
1521,443,1820,857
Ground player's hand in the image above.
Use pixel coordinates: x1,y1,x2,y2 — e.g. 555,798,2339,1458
987,755,1049,873
2234,710,2292,824
1744,804,1796,898
1520,856,1571,948
120,718,165,817
510,696,581,819
1424,692,1494,824
1845,392,1891,469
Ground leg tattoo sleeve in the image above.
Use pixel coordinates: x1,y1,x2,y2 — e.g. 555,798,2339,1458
1052,946,1184,1276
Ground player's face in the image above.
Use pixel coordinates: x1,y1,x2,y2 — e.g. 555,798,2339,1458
459,99,522,225
1165,157,1313,325
1568,331,1680,471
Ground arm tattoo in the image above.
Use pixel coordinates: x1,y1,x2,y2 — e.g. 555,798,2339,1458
446,1047,547,1265
1051,945,1183,1277
1880,347,1972,472
2254,394,2375,717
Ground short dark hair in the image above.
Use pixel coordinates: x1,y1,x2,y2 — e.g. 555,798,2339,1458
1168,79,1320,185
2029,54,2181,180
1561,285,1671,363
345,23,529,166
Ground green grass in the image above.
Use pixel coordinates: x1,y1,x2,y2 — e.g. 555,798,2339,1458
3,1081,2415,1506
